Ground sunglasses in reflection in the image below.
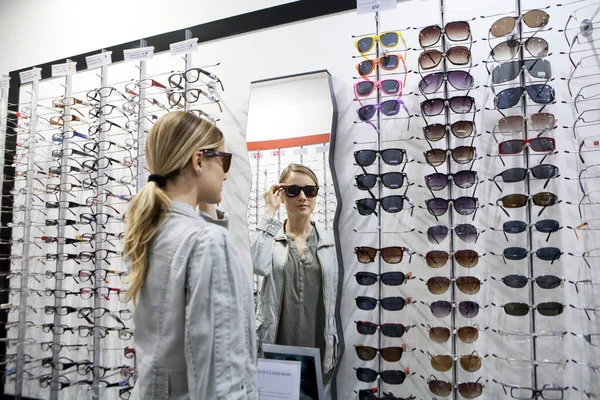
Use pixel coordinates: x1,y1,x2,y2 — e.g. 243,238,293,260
356,195,414,216
354,321,414,338
423,120,476,141
489,37,548,63
278,185,318,198
357,99,410,130
425,375,486,398
354,246,412,264
86,87,130,103
494,380,568,400
493,301,564,316
354,148,407,166
491,246,562,264
424,276,484,295
355,172,409,190
167,89,222,112
356,367,411,385
492,113,556,136
495,192,560,217
423,249,483,268
419,21,471,47
354,79,403,105
418,71,474,95
423,350,486,373
356,54,407,82
493,274,565,290
425,196,480,219
494,84,555,110
355,31,407,57
355,271,412,286
419,46,471,71
425,170,483,192
356,388,414,400
355,296,412,311
491,164,559,191
168,68,224,92
421,96,474,117
490,58,552,84
423,300,486,318
424,146,476,167
422,223,482,244
355,344,414,363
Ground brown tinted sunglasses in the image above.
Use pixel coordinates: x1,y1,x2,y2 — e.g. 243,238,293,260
355,344,411,362
354,246,411,264
425,350,486,372
424,249,483,268
424,324,483,344
425,276,484,295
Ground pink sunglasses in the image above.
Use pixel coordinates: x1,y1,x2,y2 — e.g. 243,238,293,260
354,79,403,105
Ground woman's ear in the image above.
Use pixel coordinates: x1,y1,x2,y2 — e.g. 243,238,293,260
191,151,203,175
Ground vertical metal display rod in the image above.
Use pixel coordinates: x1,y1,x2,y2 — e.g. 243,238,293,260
438,1,457,399
49,66,74,400
136,39,149,192
184,30,193,112
515,0,537,391
322,150,328,227
92,58,110,399
0,77,9,187
15,78,39,399
374,11,383,398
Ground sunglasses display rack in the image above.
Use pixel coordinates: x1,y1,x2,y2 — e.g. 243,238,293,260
0,35,225,398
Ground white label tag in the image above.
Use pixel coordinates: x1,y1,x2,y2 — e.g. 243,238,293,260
357,0,397,14
316,144,330,154
19,68,42,84
252,151,264,159
170,38,198,56
85,51,113,69
293,148,308,155
124,46,155,62
0,77,9,89
51,62,77,77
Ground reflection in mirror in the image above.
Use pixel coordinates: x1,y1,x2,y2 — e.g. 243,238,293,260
246,70,341,399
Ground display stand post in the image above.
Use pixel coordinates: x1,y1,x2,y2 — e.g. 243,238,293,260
136,39,149,191
15,77,39,399
184,30,193,112
437,1,458,399
48,63,74,400
515,0,538,391
91,54,110,399
0,77,9,193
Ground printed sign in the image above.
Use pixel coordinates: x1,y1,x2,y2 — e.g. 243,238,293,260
51,62,77,77
257,359,301,400
85,51,113,69
357,0,397,14
124,46,155,62
170,38,198,56
19,68,42,84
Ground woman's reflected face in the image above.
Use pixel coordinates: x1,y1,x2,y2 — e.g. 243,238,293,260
281,171,318,217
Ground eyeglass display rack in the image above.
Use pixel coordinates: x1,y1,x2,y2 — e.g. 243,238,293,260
0,31,225,398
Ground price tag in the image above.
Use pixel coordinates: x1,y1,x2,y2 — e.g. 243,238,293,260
19,68,42,84
51,62,77,77
293,148,309,155
0,77,10,89
252,151,264,159
85,51,113,69
124,46,155,62
357,0,397,14
316,144,330,154
170,38,198,56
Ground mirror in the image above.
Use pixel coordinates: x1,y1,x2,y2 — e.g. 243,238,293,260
246,70,343,399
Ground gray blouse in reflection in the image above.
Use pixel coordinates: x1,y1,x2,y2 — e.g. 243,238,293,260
275,225,326,363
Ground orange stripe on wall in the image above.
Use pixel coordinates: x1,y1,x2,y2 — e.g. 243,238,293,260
247,133,330,151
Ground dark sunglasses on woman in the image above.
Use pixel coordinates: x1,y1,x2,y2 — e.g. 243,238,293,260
281,185,319,198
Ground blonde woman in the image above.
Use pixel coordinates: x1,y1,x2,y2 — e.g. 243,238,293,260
124,112,257,399
252,163,340,399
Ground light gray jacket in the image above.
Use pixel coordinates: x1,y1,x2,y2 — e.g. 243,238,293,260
251,214,340,375
131,201,258,400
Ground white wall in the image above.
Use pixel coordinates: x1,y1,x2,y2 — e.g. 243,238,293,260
0,0,298,74
2,0,599,399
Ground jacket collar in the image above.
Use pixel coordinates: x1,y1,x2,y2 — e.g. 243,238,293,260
274,220,334,248
170,200,203,221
